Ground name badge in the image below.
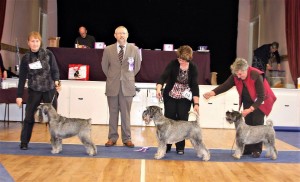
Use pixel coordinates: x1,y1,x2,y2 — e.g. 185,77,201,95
29,61,42,69
182,88,192,101
128,57,134,72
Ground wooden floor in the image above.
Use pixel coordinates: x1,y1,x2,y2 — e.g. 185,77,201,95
0,122,299,182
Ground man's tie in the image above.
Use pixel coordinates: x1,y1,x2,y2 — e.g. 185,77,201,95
119,45,124,62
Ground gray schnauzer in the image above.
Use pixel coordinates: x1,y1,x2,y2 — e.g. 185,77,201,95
34,103,97,156
142,105,210,161
226,110,277,160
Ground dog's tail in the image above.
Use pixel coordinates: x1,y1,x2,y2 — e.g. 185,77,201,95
88,118,92,125
188,110,200,125
266,119,273,126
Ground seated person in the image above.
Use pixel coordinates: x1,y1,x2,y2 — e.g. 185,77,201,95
74,26,96,48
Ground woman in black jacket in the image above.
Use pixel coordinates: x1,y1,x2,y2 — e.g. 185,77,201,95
156,45,200,155
16,31,61,150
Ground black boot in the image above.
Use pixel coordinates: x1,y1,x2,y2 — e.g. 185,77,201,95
166,144,172,153
20,143,28,150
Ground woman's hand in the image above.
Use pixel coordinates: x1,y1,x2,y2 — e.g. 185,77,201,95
193,104,199,113
242,106,254,117
16,98,23,107
2,70,7,80
55,80,61,92
203,91,215,99
156,90,162,99
156,84,162,99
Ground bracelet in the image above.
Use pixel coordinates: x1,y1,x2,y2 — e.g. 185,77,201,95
194,103,199,106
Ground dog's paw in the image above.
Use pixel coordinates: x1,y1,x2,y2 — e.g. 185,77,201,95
232,154,241,159
154,153,164,159
265,153,271,158
51,149,60,154
271,154,277,160
88,149,97,156
88,152,97,156
202,154,210,161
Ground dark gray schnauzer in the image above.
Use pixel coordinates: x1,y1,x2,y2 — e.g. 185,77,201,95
34,103,97,156
142,105,210,161
225,110,277,160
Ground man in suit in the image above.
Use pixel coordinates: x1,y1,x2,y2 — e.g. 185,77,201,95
101,26,141,148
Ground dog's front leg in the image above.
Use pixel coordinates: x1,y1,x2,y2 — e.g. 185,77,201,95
58,138,62,152
155,141,166,159
51,135,61,154
233,140,244,159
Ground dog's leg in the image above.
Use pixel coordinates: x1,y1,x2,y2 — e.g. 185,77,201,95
269,137,278,160
271,146,278,160
155,141,166,159
78,130,97,156
190,138,210,161
58,138,63,152
265,142,271,158
233,139,244,159
51,135,61,154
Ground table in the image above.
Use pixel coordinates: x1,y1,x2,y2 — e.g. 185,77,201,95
48,48,211,85
0,88,28,125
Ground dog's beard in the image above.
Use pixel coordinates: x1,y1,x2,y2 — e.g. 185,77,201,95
41,113,49,123
226,117,234,124
225,112,235,124
34,109,49,123
143,116,151,125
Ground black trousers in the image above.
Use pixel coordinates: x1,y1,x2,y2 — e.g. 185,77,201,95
243,108,265,154
164,96,191,151
20,88,57,144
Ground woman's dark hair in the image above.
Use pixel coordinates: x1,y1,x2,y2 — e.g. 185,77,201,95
271,42,279,49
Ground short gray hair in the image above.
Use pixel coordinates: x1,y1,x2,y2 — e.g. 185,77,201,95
230,58,249,74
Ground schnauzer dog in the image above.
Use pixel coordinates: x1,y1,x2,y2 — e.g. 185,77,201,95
34,103,97,156
225,110,277,160
142,105,210,161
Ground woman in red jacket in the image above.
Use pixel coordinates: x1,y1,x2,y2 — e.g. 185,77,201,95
203,58,276,158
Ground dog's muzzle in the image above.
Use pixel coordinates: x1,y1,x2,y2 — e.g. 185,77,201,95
34,105,49,123
142,110,151,125
225,111,234,124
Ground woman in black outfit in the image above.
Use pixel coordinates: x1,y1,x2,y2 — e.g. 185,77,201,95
16,31,61,150
156,45,200,155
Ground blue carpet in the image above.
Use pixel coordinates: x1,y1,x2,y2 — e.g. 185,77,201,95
0,163,14,182
0,141,299,163
276,131,300,148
